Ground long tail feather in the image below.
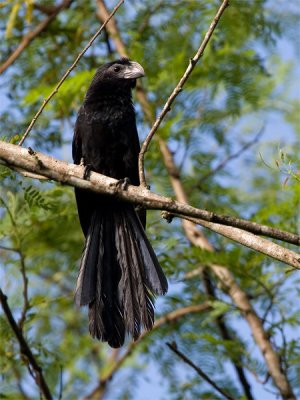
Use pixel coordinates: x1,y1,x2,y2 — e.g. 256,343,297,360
74,213,100,306
75,204,167,348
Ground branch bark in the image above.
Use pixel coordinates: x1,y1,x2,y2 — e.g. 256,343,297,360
0,289,53,400
168,212,300,268
0,141,299,269
0,0,74,75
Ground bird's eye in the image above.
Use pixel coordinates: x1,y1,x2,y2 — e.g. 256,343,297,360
113,66,121,72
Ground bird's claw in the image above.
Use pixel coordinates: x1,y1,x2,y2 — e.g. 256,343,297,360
83,165,93,180
113,177,131,191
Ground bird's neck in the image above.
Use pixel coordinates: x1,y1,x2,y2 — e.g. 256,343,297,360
84,82,134,105
83,87,135,120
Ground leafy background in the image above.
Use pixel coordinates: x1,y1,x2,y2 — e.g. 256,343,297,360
0,1,299,399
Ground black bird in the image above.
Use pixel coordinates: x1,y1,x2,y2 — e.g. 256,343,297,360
72,58,168,348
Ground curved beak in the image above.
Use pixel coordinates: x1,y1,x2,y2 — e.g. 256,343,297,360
123,61,145,79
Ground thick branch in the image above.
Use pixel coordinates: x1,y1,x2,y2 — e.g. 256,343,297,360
18,0,124,146
138,0,230,187
0,141,299,268
0,0,74,75
210,264,296,399
0,289,52,400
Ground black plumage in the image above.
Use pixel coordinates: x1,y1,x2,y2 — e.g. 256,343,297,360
72,58,168,348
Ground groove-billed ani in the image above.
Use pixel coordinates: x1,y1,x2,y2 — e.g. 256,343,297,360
72,58,168,348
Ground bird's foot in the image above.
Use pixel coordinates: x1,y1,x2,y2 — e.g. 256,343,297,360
83,164,93,180
114,177,131,191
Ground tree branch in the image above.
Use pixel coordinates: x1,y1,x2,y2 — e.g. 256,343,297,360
138,0,230,187
0,199,30,330
18,250,30,331
18,0,124,146
0,0,74,75
210,264,296,399
0,141,299,268
202,269,254,400
166,212,300,269
158,139,296,398
167,341,236,400
0,289,53,400
157,130,297,398
159,141,299,248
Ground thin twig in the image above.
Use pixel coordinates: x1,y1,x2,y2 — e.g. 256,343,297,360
0,199,30,330
138,0,230,187
58,365,63,400
33,3,60,16
0,244,19,252
11,362,31,400
199,128,264,184
17,251,30,331
18,0,124,146
166,341,236,400
0,289,53,400
84,304,210,399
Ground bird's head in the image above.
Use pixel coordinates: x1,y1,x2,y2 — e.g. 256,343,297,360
86,59,145,99
100,58,145,81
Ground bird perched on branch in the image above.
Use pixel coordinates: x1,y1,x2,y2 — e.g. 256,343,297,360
72,58,168,348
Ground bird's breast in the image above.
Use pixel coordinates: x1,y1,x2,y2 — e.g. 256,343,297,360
81,98,139,182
